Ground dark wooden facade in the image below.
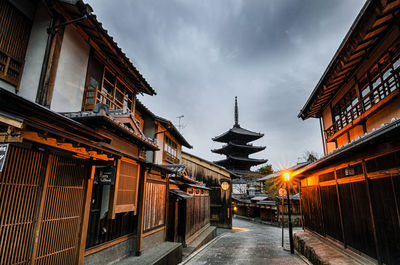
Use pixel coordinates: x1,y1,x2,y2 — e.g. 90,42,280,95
300,147,400,264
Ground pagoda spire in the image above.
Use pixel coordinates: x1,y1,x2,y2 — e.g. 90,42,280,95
234,96,239,127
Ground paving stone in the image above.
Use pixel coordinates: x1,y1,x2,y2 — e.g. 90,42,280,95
182,218,306,265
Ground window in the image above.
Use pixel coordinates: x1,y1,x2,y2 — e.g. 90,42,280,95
109,158,140,219
0,1,32,88
83,55,136,112
164,136,177,158
332,88,359,126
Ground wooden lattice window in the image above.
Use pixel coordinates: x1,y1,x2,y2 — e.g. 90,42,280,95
0,0,32,88
143,180,166,231
109,158,140,218
83,55,136,112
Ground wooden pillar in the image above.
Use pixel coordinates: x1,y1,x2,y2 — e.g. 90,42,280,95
362,160,382,264
136,167,148,256
299,181,304,230
164,173,169,240
29,154,53,265
334,169,346,247
317,185,326,236
78,164,96,265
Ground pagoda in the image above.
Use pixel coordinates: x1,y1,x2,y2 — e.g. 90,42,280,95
212,97,267,175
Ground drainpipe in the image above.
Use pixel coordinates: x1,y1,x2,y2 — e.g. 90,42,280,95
319,117,327,156
35,0,55,105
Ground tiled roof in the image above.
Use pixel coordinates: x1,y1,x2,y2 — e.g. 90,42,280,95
213,126,264,143
62,107,158,150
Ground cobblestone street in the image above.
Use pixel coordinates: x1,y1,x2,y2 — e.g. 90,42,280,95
182,218,307,265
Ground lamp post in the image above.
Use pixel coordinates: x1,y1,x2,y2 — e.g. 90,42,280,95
283,172,294,254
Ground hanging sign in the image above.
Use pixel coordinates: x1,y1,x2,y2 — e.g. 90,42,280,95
0,144,9,172
94,166,116,185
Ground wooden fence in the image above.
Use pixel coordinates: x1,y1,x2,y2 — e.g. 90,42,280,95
301,149,400,265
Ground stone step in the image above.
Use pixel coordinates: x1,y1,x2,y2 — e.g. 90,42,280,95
295,231,376,265
116,242,182,265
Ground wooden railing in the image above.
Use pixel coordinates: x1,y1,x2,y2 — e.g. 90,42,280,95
163,151,179,164
325,68,400,139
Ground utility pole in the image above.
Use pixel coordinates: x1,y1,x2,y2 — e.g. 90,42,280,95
176,115,184,132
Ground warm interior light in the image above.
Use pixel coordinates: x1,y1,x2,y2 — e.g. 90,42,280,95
233,206,238,212
283,172,290,181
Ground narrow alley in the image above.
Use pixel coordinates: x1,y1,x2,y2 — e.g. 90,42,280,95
182,218,306,265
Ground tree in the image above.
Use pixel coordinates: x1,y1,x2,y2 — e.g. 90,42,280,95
257,164,273,175
263,177,279,197
302,151,319,163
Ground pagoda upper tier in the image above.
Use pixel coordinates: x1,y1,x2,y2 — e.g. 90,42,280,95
212,126,264,144
211,142,266,156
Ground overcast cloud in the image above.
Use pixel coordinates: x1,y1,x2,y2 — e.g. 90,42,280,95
87,0,365,170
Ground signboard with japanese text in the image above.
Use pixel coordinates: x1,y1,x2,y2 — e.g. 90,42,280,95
0,144,9,172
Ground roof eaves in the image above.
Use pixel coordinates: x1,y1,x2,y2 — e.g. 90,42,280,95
298,0,377,119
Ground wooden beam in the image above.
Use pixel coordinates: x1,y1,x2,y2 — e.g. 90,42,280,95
362,160,382,265
78,165,96,265
135,167,148,256
0,113,23,128
334,169,347,247
23,131,111,160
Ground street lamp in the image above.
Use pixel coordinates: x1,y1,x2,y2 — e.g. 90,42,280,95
283,171,294,254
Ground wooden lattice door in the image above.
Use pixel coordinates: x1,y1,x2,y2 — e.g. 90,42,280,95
0,145,45,265
32,153,89,264
0,145,89,265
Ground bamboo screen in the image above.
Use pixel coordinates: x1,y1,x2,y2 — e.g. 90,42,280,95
0,0,32,86
143,181,166,231
111,158,140,216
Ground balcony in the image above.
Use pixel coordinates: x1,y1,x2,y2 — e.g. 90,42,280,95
325,68,400,140
163,151,179,164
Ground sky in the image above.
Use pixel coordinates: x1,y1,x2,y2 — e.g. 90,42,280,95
87,0,366,171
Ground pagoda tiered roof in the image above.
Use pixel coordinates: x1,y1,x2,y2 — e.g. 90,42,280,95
212,97,267,174
211,142,265,156
212,125,264,143
214,155,268,170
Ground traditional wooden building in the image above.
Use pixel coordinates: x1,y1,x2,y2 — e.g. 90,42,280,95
163,164,211,247
181,151,235,228
0,0,181,264
297,1,400,264
135,99,192,165
212,97,267,175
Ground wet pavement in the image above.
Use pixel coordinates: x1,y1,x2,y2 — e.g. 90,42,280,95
182,218,307,265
